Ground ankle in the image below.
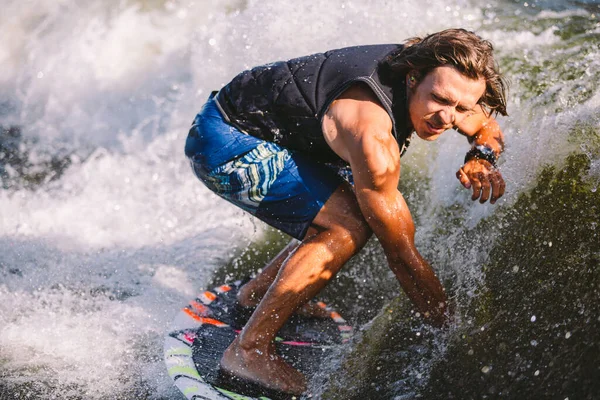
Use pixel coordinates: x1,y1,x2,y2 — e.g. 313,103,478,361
236,336,269,354
238,282,267,307
236,285,256,307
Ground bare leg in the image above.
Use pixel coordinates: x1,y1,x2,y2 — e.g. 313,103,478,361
220,184,372,395
236,240,299,307
237,240,330,318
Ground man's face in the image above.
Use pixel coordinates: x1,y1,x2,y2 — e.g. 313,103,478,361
407,65,486,141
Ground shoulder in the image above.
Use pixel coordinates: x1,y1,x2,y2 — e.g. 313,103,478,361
324,83,393,134
322,83,398,169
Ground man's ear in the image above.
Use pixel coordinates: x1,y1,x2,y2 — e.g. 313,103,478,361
406,70,419,89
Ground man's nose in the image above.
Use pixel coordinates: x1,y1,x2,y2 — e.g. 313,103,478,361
439,107,456,126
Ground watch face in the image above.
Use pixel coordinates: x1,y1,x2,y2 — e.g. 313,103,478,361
465,145,498,168
475,145,495,156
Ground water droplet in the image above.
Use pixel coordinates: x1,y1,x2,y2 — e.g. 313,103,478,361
481,366,491,374
565,331,571,339
531,315,536,322
531,339,538,346
534,370,540,376
208,38,216,46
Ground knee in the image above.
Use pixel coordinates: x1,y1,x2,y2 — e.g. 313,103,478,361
333,216,372,255
309,184,373,253
351,218,373,250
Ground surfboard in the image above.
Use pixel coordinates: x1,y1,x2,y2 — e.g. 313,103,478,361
164,279,353,400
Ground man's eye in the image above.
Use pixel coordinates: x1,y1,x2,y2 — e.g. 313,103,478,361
457,106,476,115
432,94,446,104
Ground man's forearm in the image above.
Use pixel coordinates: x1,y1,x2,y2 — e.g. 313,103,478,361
458,117,507,203
471,118,504,157
387,248,448,326
357,189,448,325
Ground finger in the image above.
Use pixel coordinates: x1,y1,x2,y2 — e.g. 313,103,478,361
498,175,506,198
471,175,482,201
456,167,471,189
489,174,500,204
491,172,506,204
479,173,491,203
489,173,502,204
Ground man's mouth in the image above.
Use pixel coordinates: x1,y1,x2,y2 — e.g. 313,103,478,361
426,121,446,134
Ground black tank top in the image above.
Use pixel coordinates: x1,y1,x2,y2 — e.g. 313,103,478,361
215,44,412,162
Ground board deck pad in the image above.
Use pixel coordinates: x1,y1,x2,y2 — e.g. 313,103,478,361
164,279,353,400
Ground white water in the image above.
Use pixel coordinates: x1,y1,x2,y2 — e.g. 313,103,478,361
1,0,598,398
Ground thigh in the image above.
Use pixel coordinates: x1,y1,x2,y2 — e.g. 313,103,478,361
307,182,372,246
251,151,348,239
200,146,347,240
185,98,262,171
186,112,348,239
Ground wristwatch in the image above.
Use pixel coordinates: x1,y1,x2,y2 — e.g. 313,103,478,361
464,145,498,168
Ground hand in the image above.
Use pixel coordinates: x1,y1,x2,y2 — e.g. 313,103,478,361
456,158,505,204
421,300,450,328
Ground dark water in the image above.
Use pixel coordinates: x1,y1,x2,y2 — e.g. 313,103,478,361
317,2,600,398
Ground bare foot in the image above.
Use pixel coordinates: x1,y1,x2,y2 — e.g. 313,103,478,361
220,336,307,395
237,285,329,319
296,301,330,318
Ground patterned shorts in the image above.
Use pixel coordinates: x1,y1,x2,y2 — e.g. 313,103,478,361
184,97,350,240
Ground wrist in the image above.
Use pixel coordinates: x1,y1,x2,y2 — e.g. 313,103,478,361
464,145,498,168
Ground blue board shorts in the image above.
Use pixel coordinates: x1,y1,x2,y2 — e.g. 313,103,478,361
184,94,350,240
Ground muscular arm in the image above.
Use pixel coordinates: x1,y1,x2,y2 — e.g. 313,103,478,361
455,108,506,204
323,84,448,325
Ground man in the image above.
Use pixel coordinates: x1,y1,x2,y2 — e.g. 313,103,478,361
185,28,507,395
